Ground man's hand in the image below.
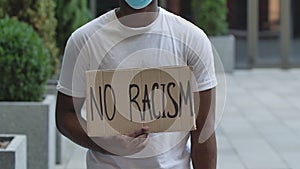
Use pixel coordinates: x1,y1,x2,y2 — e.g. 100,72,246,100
92,126,150,156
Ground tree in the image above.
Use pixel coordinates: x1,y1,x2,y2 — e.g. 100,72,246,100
55,0,92,57
0,0,59,75
191,0,228,36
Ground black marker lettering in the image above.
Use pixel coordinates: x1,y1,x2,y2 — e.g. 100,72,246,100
104,84,116,121
151,83,160,119
142,84,153,121
167,82,179,118
179,81,194,117
90,86,103,120
129,84,141,122
160,83,167,118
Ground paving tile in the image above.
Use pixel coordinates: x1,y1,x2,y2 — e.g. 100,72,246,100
261,130,300,153
226,91,244,99
283,120,300,136
220,117,261,139
258,123,294,135
283,95,300,110
268,137,300,153
239,106,281,124
281,152,300,169
252,91,293,109
269,107,300,121
230,138,289,168
217,134,234,151
217,151,246,169
239,80,267,90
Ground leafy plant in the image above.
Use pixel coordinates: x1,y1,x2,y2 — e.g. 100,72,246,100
0,17,51,101
55,0,92,57
0,0,59,75
191,0,228,36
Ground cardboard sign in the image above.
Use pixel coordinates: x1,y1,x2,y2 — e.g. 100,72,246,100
85,66,196,137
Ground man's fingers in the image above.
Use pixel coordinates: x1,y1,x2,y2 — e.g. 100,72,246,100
127,126,150,138
136,133,148,139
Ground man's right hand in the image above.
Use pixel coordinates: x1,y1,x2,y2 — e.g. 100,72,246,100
92,126,150,156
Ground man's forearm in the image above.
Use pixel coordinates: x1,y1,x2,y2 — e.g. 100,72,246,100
191,89,217,168
56,113,111,154
55,92,112,154
191,132,217,169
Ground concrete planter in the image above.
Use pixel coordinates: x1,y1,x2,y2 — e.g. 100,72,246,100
0,95,56,169
209,35,236,73
0,135,27,169
45,83,76,165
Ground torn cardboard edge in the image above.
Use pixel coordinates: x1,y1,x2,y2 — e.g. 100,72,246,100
85,66,196,137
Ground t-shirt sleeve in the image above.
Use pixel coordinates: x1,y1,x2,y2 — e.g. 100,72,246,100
56,35,89,98
187,28,217,92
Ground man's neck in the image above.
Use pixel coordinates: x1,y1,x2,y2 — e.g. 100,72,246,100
116,0,159,28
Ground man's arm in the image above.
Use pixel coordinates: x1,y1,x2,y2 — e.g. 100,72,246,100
55,91,112,154
56,91,149,155
191,88,217,169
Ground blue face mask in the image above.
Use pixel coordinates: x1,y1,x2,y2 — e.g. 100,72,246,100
124,0,153,9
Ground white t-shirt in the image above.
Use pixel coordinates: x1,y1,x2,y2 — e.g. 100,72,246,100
57,7,217,169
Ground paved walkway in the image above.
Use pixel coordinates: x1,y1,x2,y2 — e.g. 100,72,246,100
56,69,300,169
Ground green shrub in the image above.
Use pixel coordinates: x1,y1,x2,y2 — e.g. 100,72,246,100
191,0,228,36
55,0,92,57
0,0,59,75
0,17,51,101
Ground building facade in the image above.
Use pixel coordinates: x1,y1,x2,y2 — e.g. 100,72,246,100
91,0,299,68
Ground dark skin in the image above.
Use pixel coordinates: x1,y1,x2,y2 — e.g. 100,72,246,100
191,88,217,169
56,0,216,168
116,0,159,27
116,0,158,17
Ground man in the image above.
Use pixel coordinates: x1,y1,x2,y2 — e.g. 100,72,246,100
56,0,217,168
